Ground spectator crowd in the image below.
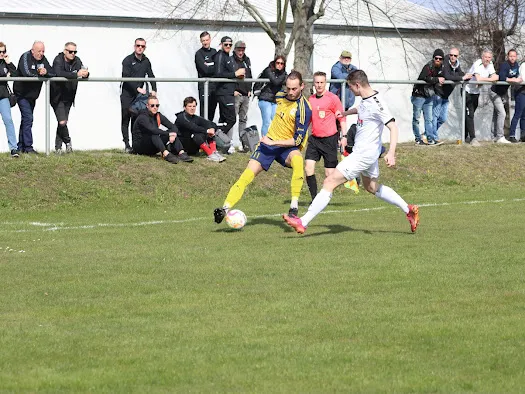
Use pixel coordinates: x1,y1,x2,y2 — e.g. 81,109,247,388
1,34,525,163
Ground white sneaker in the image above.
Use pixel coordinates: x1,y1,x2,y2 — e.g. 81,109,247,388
216,152,227,162
470,138,481,147
207,152,221,162
227,145,235,154
496,137,511,144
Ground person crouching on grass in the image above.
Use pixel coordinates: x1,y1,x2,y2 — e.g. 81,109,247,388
131,95,193,164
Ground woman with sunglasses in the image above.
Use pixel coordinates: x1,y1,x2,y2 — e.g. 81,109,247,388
0,41,18,157
255,55,287,136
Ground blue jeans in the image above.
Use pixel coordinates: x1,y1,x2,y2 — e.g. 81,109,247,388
432,95,449,138
411,96,434,142
0,98,17,151
17,96,36,152
258,99,277,137
510,93,525,140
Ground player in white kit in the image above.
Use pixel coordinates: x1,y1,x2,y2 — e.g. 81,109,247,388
283,70,419,234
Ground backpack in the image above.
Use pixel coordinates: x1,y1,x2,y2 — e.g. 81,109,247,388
214,129,232,153
252,71,267,97
239,125,260,152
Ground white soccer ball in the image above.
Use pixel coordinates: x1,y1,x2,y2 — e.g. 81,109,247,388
225,209,247,229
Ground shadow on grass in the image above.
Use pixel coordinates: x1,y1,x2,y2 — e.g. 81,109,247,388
213,217,289,232
288,224,410,238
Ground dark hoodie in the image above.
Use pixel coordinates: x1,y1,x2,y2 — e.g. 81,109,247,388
131,109,178,149
175,110,216,138
412,61,444,98
442,59,465,99
232,54,253,96
0,59,17,100
13,50,55,100
258,61,287,103
51,52,89,105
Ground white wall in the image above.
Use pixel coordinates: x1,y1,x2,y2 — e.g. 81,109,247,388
0,18,497,152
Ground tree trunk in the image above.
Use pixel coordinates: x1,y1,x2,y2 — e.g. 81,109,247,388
291,4,314,81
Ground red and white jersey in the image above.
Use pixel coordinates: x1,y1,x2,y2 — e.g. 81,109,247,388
308,91,344,138
354,91,394,155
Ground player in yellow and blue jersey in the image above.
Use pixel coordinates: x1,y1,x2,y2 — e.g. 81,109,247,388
214,70,312,223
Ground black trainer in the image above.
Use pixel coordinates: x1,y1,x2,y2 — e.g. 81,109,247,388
509,137,519,143
164,153,180,164
214,207,226,223
288,207,298,218
10,149,19,158
178,152,194,163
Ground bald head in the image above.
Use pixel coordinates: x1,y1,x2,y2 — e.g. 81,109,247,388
31,41,45,60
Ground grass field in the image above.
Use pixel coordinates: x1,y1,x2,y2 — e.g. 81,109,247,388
1,144,525,392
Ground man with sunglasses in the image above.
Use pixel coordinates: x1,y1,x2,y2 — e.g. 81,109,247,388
51,42,89,154
411,49,445,145
434,48,471,137
121,38,157,153
131,95,192,164
212,36,246,147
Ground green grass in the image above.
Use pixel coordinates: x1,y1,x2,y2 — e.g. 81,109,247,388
1,144,525,392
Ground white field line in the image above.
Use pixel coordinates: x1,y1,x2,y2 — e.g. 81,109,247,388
1,197,525,234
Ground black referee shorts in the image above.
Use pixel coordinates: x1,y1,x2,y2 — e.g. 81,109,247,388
305,133,339,168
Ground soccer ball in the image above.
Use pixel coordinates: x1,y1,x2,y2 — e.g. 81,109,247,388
225,209,247,229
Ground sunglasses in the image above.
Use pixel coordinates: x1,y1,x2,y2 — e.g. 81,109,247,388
0,50,5,54
149,104,160,108
66,50,77,54
434,57,443,61
276,61,285,65
449,54,458,57
223,43,232,47
135,44,146,48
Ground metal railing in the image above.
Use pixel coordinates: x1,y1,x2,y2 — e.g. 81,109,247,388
0,76,519,154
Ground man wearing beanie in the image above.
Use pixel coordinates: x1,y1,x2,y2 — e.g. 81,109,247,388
411,49,445,145
212,36,246,145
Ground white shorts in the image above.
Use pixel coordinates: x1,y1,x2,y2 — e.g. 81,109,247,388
336,151,379,180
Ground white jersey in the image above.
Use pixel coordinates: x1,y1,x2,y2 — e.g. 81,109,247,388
353,91,394,155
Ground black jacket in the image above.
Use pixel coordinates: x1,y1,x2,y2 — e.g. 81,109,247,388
442,60,465,99
0,59,17,100
195,47,217,92
213,50,236,96
121,53,156,105
175,110,216,137
258,62,287,103
13,51,55,100
232,54,253,96
51,53,88,105
412,62,444,98
132,110,178,149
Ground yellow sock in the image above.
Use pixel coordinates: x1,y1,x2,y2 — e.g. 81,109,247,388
290,155,304,201
224,168,255,208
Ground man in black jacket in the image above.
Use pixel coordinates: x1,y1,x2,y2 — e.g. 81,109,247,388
121,38,157,153
213,36,246,144
175,96,226,162
410,49,445,145
132,95,192,164
13,41,55,154
434,47,471,137
232,40,253,151
195,31,218,119
51,42,89,153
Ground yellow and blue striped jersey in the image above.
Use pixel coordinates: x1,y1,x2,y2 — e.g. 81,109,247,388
267,91,312,149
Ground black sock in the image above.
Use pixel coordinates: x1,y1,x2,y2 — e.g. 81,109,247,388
306,175,318,201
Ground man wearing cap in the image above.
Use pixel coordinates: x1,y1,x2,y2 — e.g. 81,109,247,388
232,40,253,151
329,50,358,110
212,36,245,145
411,49,445,145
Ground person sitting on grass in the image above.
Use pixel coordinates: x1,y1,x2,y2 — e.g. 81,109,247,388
175,96,226,163
131,95,193,164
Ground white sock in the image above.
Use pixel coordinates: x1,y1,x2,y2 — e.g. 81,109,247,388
301,189,332,227
375,185,409,213
290,197,298,210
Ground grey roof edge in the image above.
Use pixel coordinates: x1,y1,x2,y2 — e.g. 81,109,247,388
0,12,447,33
